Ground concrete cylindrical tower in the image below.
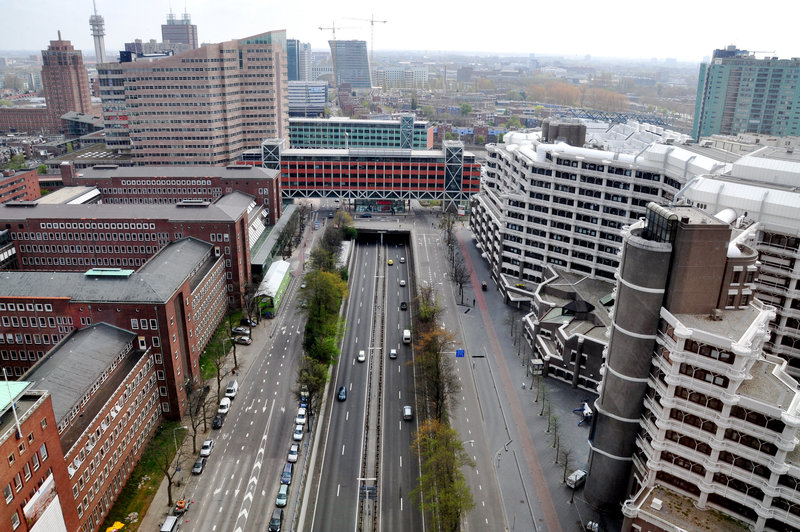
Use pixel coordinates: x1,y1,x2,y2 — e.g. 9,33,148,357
584,224,672,509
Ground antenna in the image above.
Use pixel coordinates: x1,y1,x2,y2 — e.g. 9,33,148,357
3,368,23,442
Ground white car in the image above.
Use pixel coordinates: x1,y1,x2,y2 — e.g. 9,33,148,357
218,397,231,414
357,350,366,362
292,424,304,442
400,257,405,263
399,279,406,287
389,349,397,359
287,444,299,463
200,439,214,457
295,407,307,425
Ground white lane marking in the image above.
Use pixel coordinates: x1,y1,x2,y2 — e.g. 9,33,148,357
342,444,345,455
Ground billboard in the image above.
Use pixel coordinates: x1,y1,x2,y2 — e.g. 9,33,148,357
24,473,67,532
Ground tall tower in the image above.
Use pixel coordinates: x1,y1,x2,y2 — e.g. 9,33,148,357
41,33,93,133
89,0,106,64
329,40,371,89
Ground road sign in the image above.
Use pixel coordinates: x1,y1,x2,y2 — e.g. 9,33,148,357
456,349,465,358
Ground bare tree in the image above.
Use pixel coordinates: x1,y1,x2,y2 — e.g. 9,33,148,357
551,415,560,453
449,251,470,305
156,442,188,507
186,387,216,453
561,448,573,483
212,346,227,402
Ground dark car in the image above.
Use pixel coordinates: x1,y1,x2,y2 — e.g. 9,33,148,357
212,414,224,429
360,213,372,218
337,386,347,401
192,457,206,475
268,508,283,532
281,462,293,485
400,301,408,311
239,318,256,327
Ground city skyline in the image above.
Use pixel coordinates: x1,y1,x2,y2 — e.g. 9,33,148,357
1,0,799,62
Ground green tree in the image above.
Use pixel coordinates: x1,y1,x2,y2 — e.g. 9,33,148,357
475,135,485,145
506,115,522,130
459,103,472,116
411,419,475,532
1,154,25,171
37,164,47,175
296,356,329,416
0,99,12,107
421,105,435,118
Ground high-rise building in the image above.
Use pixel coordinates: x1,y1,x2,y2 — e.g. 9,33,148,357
161,10,198,49
41,32,94,131
329,40,371,89
89,0,106,63
693,45,800,140
287,39,312,81
98,30,288,165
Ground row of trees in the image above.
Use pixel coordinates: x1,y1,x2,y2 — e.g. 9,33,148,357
410,213,475,531
275,204,312,260
295,211,355,416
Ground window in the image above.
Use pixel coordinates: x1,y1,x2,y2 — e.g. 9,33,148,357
13,473,21,492
11,511,20,530
3,483,12,503
23,462,31,481
39,443,48,461
41,418,47,430
8,453,14,466
31,452,40,472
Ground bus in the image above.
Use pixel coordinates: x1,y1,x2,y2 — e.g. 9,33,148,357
257,260,291,318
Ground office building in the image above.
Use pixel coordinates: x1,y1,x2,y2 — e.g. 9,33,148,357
0,383,78,531
693,46,800,140
288,81,328,117
98,30,288,165
0,238,228,418
24,324,159,532
123,38,192,56
374,65,428,89
288,115,433,149
0,168,40,204
329,40,371,89
287,40,312,81
161,11,198,49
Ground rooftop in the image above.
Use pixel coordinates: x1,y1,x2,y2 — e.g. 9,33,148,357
535,268,614,342
24,324,142,451
75,164,279,181
289,116,429,126
34,186,99,204
0,391,46,447
0,237,217,303
625,485,749,532
47,143,131,165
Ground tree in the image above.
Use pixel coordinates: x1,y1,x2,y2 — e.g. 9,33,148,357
296,356,328,417
186,386,216,453
37,164,47,175
459,103,473,116
416,322,459,422
411,419,475,532
156,436,188,507
506,115,522,130
475,135,485,145
450,252,470,305
212,338,229,401
421,105,435,118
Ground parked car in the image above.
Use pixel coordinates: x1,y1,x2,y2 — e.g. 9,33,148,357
225,379,238,399
400,301,408,311
239,318,256,327
292,424,304,442
389,349,397,359
212,414,224,429
232,326,249,335
276,484,289,507
403,405,413,421
281,462,293,485
287,444,299,463
357,350,366,362
218,397,231,414
191,457,206,475
295,407,307,425
337,386,347,401
268,508,283,532
233,336,251,345
360,212,372,218
199,439,214,457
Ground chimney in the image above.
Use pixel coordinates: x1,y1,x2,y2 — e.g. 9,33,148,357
60,161,75,185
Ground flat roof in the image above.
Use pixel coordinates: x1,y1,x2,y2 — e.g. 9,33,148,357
76,164,279,181
34,186,99,204
627,485,749,531
289,116,430,126
0,380,32,413
0,192,251,223
0,237,216,303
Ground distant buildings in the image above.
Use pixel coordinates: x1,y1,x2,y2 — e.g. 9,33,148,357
161,11,198,50
98,30,288,165
329,40,371,89
288,81,328,117
287,116,433,149
287,40,312,81
0,167,40,204
374,65,428,89
693,45,800,140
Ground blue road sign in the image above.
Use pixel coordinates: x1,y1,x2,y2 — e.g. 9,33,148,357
456,349,465,358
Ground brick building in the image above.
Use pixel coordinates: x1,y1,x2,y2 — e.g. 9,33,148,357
0,238,228,418
1,382,78,531
24,324,159,532
58,163,282,225
0,192,255,307
0,169,40,204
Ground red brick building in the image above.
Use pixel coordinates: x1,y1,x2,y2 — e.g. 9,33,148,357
0,384,78,531
0,238,228,418
0,192,255,307
24,324,159,532
0,169,40,204
59,163,282,225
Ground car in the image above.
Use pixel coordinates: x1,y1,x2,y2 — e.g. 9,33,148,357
334,199,340,203
360,213,372,218
232,326,249,335
199,439,214,457
281,462,293,485
387,259,394,265
389,348,397,359
300,385,309,402
400,257,405,263
292,424,304,442
191,457,206,475
295,407,307,425
327,212,334,218
233,336,251,345
399,279,406,287
300,282,307,289
566,469,588,489
403,405,413,421
268,508,283,532
239,318,256,327
275,484,289,507
357,350,366,362
337,386,347,401
218,397,231,414
287,444,299,463
400,301,408,311
212,414,224,429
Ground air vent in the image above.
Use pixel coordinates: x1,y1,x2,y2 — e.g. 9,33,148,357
650,498,663,511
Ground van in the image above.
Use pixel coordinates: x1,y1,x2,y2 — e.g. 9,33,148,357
225,379,238,399
160,516,179,532
566,469,587,489
403,329,411,344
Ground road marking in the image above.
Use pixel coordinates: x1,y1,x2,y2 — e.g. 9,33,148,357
346,411,349,421
342,444,345,455
400,456,402,468
337,484,341,497
398,390,401,399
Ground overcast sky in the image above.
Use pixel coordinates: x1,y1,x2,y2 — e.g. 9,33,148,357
2,0,798,63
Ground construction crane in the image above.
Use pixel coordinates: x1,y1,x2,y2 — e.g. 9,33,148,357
318,22,353,41
346,14,387,69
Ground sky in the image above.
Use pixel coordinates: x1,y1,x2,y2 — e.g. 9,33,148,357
2,0,799,63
